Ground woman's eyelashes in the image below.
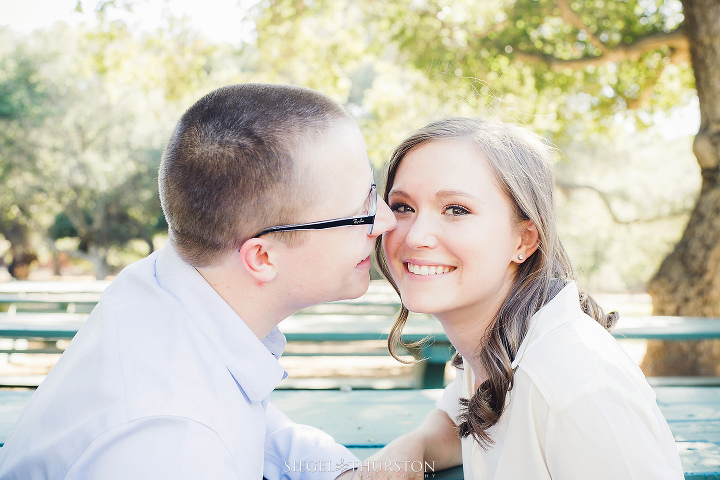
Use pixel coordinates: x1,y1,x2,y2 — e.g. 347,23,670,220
389,202,414,214
444,205,471,216
389,201,470,217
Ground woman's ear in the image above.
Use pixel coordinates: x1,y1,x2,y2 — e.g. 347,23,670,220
238,238,277,283
513,220,540,264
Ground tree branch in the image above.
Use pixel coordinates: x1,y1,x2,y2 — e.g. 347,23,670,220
556,0,606,53
479,19,511,38
626,63,667,109
626,46,687,109
555,181,690,224
515,28,688,70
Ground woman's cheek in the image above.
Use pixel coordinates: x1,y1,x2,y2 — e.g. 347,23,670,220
383,234,402,272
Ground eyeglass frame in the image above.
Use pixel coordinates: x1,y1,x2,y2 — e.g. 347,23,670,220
254,183,377,237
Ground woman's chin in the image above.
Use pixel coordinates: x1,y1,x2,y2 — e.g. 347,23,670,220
399,297,441,315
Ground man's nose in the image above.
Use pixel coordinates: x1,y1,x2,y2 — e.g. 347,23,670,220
370,197,396,237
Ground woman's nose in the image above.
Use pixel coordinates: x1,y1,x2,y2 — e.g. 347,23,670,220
403,212,438,249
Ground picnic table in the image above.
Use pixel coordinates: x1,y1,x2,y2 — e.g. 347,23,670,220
272,388,720,479
0,280,397,314
0,281,109,314
2,280,720,387
2,311,720,387
0,387,717,478
0,310,451,387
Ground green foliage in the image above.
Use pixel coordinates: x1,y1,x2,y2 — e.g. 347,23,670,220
0,22,184,277
0,30,61,260
50,213,83,242
250,0,371,101
2,0,702,288
0,54,49,120
362,0,692,139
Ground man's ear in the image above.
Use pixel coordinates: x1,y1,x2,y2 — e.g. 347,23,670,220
238,238,278,283
513,220,540,264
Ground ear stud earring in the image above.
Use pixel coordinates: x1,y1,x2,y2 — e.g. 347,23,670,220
518,254,525,261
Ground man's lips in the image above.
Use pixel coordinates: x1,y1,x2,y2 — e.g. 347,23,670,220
356,255,372,267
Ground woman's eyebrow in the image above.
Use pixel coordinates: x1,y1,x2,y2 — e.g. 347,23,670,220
436,190,480,201
389,189,480,201
387,189,409,198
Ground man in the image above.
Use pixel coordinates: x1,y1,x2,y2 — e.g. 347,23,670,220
0,84,395,479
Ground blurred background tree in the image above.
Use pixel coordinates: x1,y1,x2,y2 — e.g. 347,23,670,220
249,0,717,374
0,33,55,278
1,0,717,373
1,17,220,279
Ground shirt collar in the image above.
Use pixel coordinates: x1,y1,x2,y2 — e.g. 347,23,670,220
154,242,287,403
511,281,582,369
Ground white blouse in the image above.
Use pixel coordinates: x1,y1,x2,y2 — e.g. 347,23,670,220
436,282,684,480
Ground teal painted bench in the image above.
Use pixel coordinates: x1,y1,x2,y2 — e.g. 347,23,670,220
2,312,720,388
0,281,399,314
0,281,108,314
271,388,720,479
0,387,717,478
611,316,720,340
0,310,454,388
0,278,718,388
0,294,101,314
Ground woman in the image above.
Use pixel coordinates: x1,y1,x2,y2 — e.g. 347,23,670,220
365,118,683,479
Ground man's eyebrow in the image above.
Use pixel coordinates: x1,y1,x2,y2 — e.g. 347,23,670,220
351,182,374,215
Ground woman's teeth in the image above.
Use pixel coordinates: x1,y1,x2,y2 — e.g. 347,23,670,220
407,263,453,275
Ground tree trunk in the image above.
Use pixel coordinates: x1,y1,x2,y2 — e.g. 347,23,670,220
644,0,720,376
89,245,110,280
8,247,38,280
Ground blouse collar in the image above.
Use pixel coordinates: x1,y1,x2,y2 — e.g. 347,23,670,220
511,281,583,369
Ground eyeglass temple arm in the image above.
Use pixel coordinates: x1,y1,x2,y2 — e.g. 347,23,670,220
256,215,375,236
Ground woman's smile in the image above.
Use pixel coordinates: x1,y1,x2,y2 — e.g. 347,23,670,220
405,262,455,276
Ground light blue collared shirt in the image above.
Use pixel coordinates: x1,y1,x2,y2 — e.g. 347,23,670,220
0,244,357,479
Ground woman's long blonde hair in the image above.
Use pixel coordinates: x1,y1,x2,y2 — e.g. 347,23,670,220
374,117,618,448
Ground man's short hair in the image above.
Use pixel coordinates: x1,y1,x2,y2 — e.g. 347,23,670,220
159,83,352,267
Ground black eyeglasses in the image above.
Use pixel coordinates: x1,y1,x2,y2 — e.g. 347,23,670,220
254,183,377,237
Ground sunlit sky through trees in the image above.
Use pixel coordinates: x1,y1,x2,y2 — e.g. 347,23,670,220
0,0,258,45
1,0,699,137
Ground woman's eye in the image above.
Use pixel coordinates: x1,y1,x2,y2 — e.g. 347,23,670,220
444,205,470,216
389,202,413,214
